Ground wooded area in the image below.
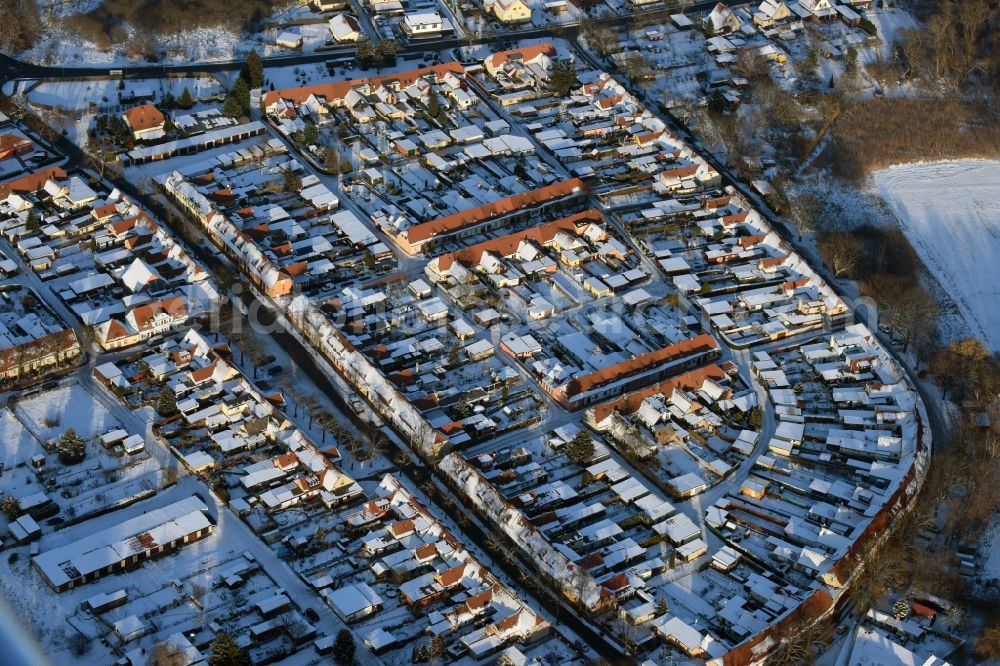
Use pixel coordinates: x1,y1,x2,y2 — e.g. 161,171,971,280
828,98,1000,180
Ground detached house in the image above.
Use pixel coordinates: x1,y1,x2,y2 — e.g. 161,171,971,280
401,11,446,37
328,14,362,42
122,104,166,142
97,295,189,349
753,0,791,26
486,0,532,24
796,0,837,20
704,2,742,34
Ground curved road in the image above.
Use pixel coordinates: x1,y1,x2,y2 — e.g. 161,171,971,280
0,2,724,82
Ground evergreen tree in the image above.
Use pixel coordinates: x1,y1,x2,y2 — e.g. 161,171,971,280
177,87,195,109
231,77,250,114
332,629,356,665
156,387,177,415
302,123,319,146
427,89,441,118
283,168,302,192
548,59,578,97
25,209,40,234
801,45,819,84
374,39,399,66
207,632,243,666
655,596,669,616
355,41,375,66
57,428,86,465
565,430,595,466
428,635,445,659
1,495,20,520
223,95,244,119
242,49,264,89
844,46,859,80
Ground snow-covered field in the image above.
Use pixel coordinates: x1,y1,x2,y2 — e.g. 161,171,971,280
875,159,1000,352
0,411,44,468
14,383,121,442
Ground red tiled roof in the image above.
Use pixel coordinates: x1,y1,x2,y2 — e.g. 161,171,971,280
591,364,728,423
262,62,466,108
487,43,555,70
661,164,699,180
437,562,467,587
109,216,140,236
738,233,766,247
721,211,749,226
759,255,788,269
597,94,623,109
404,178,585,246
433,209,602,272
129,295,187,332
0,166,66,199
389,518,415,537
563,333,718,398
464,585,495,611
101,318,131,342
495,611,521,631
0,134,32,157
602,573,629,591
123,104,165,132
189,363,217,384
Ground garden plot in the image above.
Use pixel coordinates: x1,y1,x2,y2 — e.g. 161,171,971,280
14,383,121,443
3,383,164,522
0,491,307,666
0,410,44,469
39,451,167,522
27,77,224,113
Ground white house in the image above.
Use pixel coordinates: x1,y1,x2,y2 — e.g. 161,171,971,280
328,14,362,42
796,0,837,20
323,582,384,622
275,31,304,49
401,11,445,37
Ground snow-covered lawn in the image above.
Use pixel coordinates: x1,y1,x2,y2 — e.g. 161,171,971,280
14,383,121,442
0,410,44,468
875,159,1000,352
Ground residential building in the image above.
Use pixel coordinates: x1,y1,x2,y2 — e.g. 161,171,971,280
753,0,791,26
401,12,446,38
486,0,532,23
704,2,742,33
328,14,362,42
122,104,166,142
394,178,587,255
32,496,214,592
